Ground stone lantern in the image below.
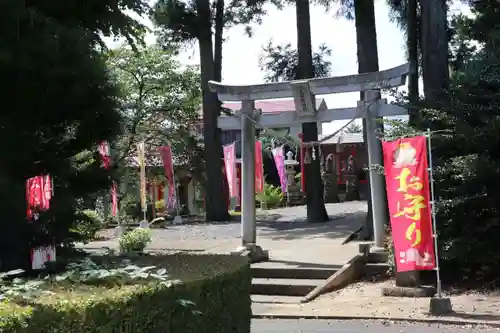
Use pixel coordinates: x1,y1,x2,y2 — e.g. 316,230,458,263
283,151,303,206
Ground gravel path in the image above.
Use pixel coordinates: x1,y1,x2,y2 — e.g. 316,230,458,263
251,319,500,333
93,201,367,245
154,201,366,242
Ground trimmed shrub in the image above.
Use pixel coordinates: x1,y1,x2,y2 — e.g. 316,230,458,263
118,228,152,253
0,254,251,333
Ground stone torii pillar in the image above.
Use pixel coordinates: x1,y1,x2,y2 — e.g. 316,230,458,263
239,100,265,256
209,64,410,259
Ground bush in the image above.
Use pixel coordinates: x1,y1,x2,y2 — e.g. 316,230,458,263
118,228,152,253
0,254,251,333
71,209,104,241
256,183,283,209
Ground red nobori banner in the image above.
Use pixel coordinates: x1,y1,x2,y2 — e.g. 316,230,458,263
382,136,436,272
255,140,264,193
223,143,238,198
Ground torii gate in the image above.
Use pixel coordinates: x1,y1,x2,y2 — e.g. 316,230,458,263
209,63,410,261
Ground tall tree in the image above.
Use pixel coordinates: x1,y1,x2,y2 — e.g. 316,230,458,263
0,0,146,269
343,122,363,134
107,45,203,180
294,0,329,222
259,42,332,82
387,0,449,105
153,0,274,221
420,0,449,103
406,0,419,123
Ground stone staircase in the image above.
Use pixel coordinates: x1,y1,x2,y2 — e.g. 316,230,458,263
250,258,389,304
251,263,337,300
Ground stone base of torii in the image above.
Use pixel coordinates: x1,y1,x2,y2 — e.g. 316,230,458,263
209,64,410,262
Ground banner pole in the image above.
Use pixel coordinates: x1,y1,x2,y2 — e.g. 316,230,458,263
427,128,443,298
173,177,181,217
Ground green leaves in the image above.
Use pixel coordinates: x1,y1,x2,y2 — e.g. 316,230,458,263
118,228,153,253
259,42,332,82
106,45,203,176
256,183,284,209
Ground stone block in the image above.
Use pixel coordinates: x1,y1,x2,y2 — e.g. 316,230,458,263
429,297,453,315
381,285,436,298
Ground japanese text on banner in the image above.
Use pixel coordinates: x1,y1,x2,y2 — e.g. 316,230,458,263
255,140,264,193
382,136,436,272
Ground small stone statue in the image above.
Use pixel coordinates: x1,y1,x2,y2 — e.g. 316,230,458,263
344,154,360,201
323,153,340,203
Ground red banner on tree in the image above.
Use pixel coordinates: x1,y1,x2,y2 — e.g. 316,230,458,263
223,143,238,198
382,136,436,272
159,145,176,209
27,174,56,269
98,141,111,169
26,175,52,218
255,140,264,193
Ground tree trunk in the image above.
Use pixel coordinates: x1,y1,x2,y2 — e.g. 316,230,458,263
295,0,329,222
195,0,229,221
0,174,31,271
214,0,224,82
353,0,386,239
407,0,420,125
420,0,449,103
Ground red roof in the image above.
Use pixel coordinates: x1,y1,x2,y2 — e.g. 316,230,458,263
222,98,326,113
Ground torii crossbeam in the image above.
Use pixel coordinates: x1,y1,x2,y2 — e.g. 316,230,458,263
209,63,410,262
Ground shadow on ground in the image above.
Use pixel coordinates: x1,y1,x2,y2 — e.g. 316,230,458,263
255,212,366,241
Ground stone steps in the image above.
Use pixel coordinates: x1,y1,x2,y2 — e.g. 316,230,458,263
251,294,303,304
250,263,339,298
251,265,338,280
250,259,390,300
251,278,325,297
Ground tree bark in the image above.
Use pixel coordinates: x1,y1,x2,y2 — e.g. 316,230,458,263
195,0,229,221
214,0,224,82
407,0,420,125
295,0,329,222
353,0,387,238
420,0,449,103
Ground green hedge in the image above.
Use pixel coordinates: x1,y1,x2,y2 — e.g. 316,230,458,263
0,254,252,333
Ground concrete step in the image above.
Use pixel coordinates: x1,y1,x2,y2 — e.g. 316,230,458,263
251,294,303,304
363,262,389,278
251,278,323,297
251,266,337,280
366,251,389,263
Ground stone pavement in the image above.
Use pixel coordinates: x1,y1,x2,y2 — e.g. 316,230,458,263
252,319,500,333
83,202,367,266
253,280,500,327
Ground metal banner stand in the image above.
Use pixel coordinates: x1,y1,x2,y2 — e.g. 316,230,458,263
426,128,453,314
